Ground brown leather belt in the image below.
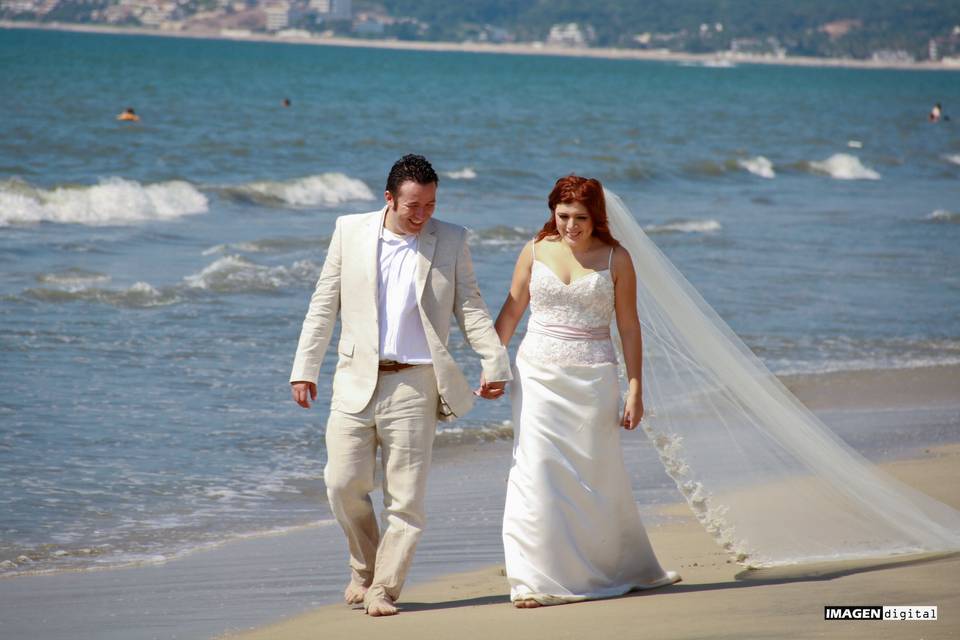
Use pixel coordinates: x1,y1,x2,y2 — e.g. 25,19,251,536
378,360,417,373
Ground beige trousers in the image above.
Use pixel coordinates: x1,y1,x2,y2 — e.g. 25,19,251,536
323,364,439,604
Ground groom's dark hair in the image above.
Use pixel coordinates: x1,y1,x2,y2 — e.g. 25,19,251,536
385,154,439,199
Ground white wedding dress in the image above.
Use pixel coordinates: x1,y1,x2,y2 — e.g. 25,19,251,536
503,188,960,598
502,245,679,605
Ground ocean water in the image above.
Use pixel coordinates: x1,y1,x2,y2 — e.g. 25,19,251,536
1,28,959,579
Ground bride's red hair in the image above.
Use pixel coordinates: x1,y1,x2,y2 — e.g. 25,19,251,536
536,175,620,247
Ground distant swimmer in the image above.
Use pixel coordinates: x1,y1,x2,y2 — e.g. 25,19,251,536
282,98,291,107
929,102,949,123
117,107,140,122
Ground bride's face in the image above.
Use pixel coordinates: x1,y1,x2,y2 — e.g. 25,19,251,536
554,201,594,248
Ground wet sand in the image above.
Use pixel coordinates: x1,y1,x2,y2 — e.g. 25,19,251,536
1,365,957,639
225,445,960,640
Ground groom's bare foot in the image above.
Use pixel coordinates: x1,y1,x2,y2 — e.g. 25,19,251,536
514,599,541,608
366,595,398,617
344,582,368,605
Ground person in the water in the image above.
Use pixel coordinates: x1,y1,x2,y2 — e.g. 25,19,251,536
117,107,140,122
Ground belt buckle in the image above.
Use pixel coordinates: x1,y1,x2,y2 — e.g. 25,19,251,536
378,359,408,373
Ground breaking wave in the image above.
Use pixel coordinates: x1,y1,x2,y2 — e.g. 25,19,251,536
434,421,514,448
444,167,477,180
24,281,179,308
218,173,375,207
23,256,323,307
467,225,533,247
808,154,881,180
924,209,960,224
183,255,322,293
943,154,960,166
737,156,776,179
645,219,722,234
0,177,209,226
202,235,329,256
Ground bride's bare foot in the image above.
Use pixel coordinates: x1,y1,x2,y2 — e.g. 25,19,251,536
513,599,541,608
344,582,368,605
366,595,399,616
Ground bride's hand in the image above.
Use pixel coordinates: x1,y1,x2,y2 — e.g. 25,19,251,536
475,372,506,400
622,392,644,430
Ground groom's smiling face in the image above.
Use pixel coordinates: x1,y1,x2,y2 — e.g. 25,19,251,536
385,180,437,236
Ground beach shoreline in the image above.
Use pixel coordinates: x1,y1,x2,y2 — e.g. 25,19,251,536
3,19,960,72
0,364,957,639
224,444,960,640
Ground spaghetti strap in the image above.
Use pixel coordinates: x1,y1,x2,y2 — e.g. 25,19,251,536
607,247,614,271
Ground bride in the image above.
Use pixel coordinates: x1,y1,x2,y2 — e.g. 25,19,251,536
489,176,680,606
484,174,960,607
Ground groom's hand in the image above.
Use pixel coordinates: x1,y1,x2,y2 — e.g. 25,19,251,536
475,375,506,400
291,381,317,408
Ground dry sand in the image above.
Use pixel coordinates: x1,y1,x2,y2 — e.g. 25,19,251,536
226,445,960,640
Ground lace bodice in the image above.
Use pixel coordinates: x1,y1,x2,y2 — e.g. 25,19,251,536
518,257,617,366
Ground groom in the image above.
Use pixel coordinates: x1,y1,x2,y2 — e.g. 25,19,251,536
290,155,511,616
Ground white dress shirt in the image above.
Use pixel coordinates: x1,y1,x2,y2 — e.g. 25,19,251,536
377,226,432,364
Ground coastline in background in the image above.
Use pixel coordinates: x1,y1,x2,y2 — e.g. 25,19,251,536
3,20,960,72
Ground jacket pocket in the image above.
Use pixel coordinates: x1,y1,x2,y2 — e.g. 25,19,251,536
338,338,355,357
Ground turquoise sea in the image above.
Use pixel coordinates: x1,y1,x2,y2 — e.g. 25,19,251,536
1,26,959,596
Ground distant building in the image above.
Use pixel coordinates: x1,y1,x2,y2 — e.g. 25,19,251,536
353,14,385,36
264,3,289,31
546,23,595,48
310,0,350,20
276,28,311,38
929,38,939,61
871,49,915,63
476,25,511,43
730,37,786,58
820,19,862,40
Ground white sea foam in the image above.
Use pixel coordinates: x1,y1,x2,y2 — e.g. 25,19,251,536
737,156,775,179
809,153,881,180
434,420,513,447
944,154,960,166
24,280,178,307
444,167,477,180
230,173,374,207
645,219,722,234
773,355,960,376
0,177,209,226
467,225,532,247
925,209,960,223
847,140,863,149
184,255,322,292
36,269,111,290
202,235,328,256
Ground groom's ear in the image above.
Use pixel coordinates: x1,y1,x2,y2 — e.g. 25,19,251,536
384,190,396,210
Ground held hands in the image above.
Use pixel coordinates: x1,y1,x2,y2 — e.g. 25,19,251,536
475,372,506,400
291,381,317,408
621,391,644,430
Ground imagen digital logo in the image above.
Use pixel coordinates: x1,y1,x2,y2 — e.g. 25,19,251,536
824,606,938,621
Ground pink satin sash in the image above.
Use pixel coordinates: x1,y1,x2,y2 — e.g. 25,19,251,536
526,317,611,341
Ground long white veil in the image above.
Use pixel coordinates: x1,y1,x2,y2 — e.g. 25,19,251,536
605,188,960,567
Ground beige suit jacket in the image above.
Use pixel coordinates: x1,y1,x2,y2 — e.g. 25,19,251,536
290,207,512,419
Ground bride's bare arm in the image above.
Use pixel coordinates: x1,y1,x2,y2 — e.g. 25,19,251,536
493,241,534,347
612,246,644,429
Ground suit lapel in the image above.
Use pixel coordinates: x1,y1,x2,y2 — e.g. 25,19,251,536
415,219,438,302
367,207,386,312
